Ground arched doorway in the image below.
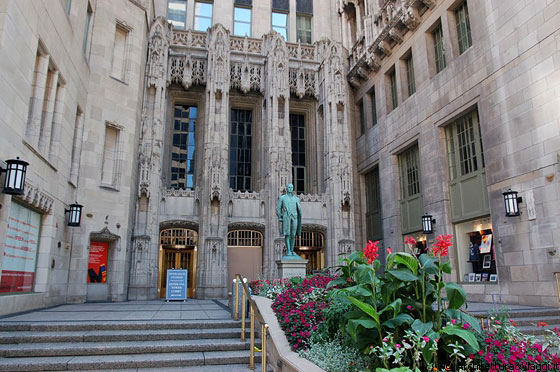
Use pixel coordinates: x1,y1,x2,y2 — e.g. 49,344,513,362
295,231,325,275
227,230,263,285
158,228,198,298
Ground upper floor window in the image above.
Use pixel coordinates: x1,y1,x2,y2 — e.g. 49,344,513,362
388,68,398,110
111,22,130,81
234,6,251,36
290,114,306,194
82,3,93,54
101,123,122,189
230,109,253,192
399,145,421,200
63,0,71,15
370,87,377,126
433,23,446,73
455,1,472,54
272,12,288,40
405,54,415,97
194,1,213,32
445,110,484,181
358,99,366,135
171,105,197,190
168,0,187,30
296,15,312,44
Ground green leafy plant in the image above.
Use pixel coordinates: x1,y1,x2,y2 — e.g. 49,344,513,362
299,336,371,372
330,236,481,369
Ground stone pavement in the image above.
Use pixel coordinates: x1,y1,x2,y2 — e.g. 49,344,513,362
0,299,262,371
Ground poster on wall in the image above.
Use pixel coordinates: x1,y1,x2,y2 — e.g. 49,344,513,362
1,203,41,293
87,242,108,283
479,234,492,254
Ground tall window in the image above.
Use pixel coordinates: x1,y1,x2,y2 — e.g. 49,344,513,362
171,105,197,190
389,69,398,110
296,15,312,44
290,114,306,194
370,87,377,126
101,123,121,188
63,0,72,15
405,55,415,96
358,99,366,135
69,106,85,186
82,3,93,54
433,24,446,73
194,2,213,31
400,146,421,200
230,109,253,192
365,168,382,241
455,1,472,54
234,6,251,36
445,110,484,181
272,12,288,40
168,0,187,30
111,23,129,81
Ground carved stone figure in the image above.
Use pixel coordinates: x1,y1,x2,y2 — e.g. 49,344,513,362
276,184,302,258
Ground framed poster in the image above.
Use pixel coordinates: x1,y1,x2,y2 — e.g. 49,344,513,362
88,242,109,283
1,203,41,293
482,254,492,269
482,273,489,281
468,273,476,282
475,273,482,282
479,234,492,254
490,274,498,282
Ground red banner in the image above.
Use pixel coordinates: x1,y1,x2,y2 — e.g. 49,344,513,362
87,242,108,283
0,270,34,292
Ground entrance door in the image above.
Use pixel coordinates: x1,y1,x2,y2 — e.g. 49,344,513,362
227,230,263,285
159,228,198,298
294,231,325,275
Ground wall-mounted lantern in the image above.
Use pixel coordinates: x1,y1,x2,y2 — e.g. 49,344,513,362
503,189,522,217
0,157,28,195
422,214,436,234
65,202,83,227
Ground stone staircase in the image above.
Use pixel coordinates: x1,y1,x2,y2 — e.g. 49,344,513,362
472,307,560,337
0,319,261,371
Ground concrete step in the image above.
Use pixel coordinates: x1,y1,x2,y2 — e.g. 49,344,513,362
0,350,262,371
80,364,269,372
0,338,261,357
471,308,560,319
0,319,245,332
0,328,249,344
516,324,560,335
508,315,560,327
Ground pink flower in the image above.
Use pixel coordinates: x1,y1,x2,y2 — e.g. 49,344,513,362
387,247,393,254
407,305,413,310
364,240,379,264
395,344,401,349
462,323,470,329
405,236,417,246
451,319,457,325
382,338,388,342
423,336,430,342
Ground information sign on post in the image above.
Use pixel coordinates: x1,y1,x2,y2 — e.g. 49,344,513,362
166,269,188,301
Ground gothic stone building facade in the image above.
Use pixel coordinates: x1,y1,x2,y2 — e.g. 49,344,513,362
347,0,560,306
0,0,558,315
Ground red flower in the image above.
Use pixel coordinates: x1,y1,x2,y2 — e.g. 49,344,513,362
537,322,548,327
387,247,393,254
432,234,452,257
405,236,417,246
364,240,379,264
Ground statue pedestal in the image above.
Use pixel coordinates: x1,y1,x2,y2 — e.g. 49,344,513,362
276,258,308,279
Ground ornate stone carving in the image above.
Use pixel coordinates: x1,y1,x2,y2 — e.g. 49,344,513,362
375,40,392,57
301,223,327,233
164,188,195,197
168,54,194,89
366,53,381,71
338,239,355,257
420,0,435,9
15,180,54,214
90,226,120,242
146,18,172,88
231,190,260,200
228,222,266,233
231,61,262,93
230,35,263,54
264,31,289,99
299,193,325,203
159,220,199,231
173,29,206,48
402,5,420,30
206,24,230,94
389,27,403,44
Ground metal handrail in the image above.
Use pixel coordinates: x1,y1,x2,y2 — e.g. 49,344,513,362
234,274,268,371
554,272,560,302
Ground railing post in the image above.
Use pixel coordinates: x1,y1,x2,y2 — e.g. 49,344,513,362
234,276,239,321
249,306,255,369
554,272,560,302
261,324,268,372
241,285,247,341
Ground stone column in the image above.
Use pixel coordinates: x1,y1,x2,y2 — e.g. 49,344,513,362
317,40,356,267
261,32,292,279
129,17,172,300
196,24,231,298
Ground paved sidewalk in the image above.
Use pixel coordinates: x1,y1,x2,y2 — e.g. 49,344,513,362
0,299,232,322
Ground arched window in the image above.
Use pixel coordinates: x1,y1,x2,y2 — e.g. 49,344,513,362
227,230,263,284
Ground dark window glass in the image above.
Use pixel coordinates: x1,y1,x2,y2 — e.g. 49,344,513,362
455,1,472,54
370,88,377,126
433,24,446,73
290,114,306,194
230,109,253,191
400,146,420,199
390,69,398,110
171,105,197,189
406,55,415,96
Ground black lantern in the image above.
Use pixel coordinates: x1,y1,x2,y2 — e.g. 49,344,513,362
1,157,28,195
503,189,522,217
65,202,83,227
422,214,436,234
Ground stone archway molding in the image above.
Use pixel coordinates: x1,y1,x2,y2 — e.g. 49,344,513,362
228,222,266,234
89,226,120,242
159,220,199,231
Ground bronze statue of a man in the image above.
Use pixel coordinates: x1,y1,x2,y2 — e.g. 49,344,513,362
276,183,302,258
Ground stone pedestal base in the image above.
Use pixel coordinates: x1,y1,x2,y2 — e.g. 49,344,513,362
276,259,308,279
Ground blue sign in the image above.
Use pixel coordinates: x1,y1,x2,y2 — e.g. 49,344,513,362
166,269,188,301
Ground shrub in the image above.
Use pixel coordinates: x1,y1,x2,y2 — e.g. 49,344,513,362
299,337,371,372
